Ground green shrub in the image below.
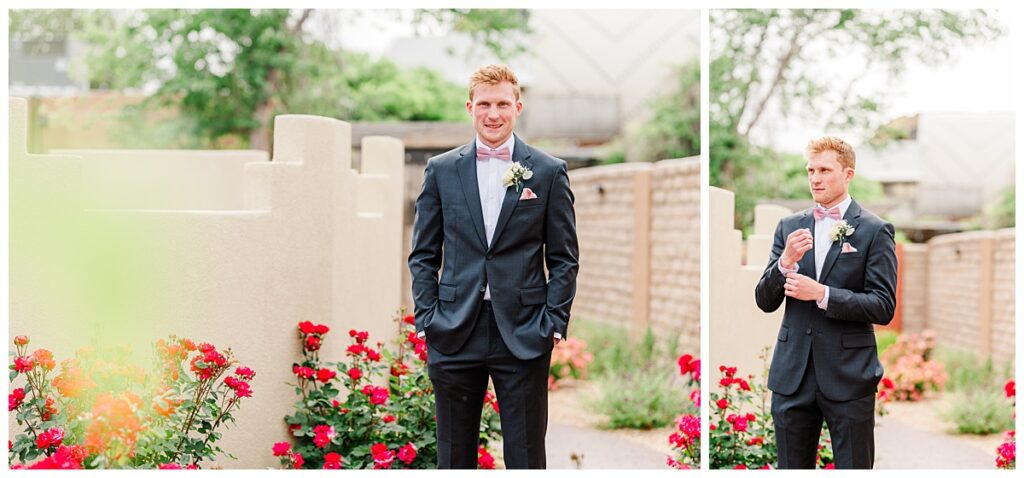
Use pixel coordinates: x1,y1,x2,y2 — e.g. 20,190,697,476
943,389,1015,435
586,365,691,430
934,346,1012,392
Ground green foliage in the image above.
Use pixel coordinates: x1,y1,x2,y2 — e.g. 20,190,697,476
568,319,633,378
18,9,529,149
944,390,1015,435
578,325,691,430
982,185,1015,229
631,60,700,162
710,9,1003,233
586,366,689,430
875,329,899,358
934,346,1012,393
410,9,531,61
280,314,501,469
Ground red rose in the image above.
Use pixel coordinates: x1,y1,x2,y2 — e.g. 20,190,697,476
293,366,315,380
737,379,751,391
355,331,369,344
312,425,335,449
370,387,389,406
382,414,396,423
361,384,375,396
1006,380,1015,398
734,464,748,469
348,368,363,381
298,321,317,335
314,324,330,335
13,356,35,373
716,398,729,410
747,436,764,446
304,336,322,352
690,359,701,381
365,348,381,362
733,417,749,432
234,382,253,398
323,452,343,469
235,366,255,379
677,354,694,374
478,446,495,469
881,377,895,389
398,442,417,464
9,388,26,411
36,427,64,450
346,344,365,356
402,314,415,325
292,453,304,469
316,368,336,383
272,442,291,457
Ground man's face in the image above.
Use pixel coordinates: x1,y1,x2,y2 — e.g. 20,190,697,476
806,150,854,208
467,82,522,148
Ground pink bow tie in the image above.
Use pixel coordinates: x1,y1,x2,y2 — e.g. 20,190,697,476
813,206,842,221
477,146,511,161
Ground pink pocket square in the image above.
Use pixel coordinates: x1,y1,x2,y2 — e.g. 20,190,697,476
842,243,858,253
520,188,537,200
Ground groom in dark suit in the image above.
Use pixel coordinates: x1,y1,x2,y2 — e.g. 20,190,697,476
755,136,897,469
408,64,578,469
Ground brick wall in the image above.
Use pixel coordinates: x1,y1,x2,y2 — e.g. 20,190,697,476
649,158,701,354
910,229,1015,365
991,229,1015,364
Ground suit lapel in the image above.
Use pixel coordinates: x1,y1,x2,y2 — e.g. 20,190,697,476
488,135,533,250
798,210,816,279
455,143,488,249
818,199,862,284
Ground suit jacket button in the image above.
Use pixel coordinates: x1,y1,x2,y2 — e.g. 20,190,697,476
479,286,486,293
486,254,494,261
805,328,812,335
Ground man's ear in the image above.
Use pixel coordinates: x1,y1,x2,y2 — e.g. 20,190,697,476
515,101,523,115
845,167,856,183
466,100,473,115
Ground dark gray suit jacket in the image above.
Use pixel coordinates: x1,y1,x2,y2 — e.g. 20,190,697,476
755,199,897,401
408,135,579,360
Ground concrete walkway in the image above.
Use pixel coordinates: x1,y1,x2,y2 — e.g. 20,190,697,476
545,421,669,469
875,413,995,469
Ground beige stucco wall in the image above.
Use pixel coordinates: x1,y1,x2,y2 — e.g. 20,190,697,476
9,98,405,468
709,187,789,389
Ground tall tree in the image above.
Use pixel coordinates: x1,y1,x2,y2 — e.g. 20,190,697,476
17,9,531,149
709,9,1003,233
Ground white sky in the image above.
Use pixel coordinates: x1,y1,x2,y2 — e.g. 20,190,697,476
750,25,1016,153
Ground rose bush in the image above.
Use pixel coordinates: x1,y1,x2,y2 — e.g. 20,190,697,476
276,312,502,469
548,337,593,390
709,348,837,469
8,335,253,469
666,353,700,469
996,379,1015,470
879,331,947,401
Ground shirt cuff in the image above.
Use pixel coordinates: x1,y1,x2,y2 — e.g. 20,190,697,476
554,332,563,340
417,331,425,339
816,286,830,310
778,260,799,274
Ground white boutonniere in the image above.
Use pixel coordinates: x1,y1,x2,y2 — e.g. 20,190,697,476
830,220,855,243
502,161,533,192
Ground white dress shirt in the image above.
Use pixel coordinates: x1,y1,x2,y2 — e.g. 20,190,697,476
778,194,852,310
476,135,516,301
